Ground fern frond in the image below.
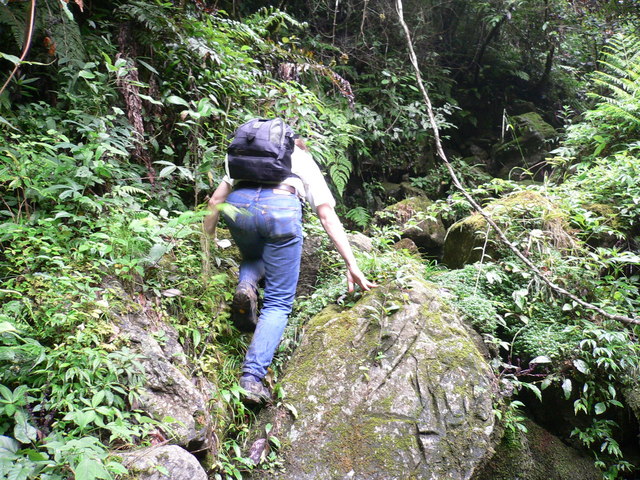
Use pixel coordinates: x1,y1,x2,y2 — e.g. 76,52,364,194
46,0,85,64
588,32,640,134
0,3,30,50
117,0,177,35
112,185,151,198
245,7,305,38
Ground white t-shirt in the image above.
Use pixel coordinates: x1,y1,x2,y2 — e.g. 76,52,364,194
223,146,336,213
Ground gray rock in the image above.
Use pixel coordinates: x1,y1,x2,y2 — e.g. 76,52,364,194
119,445,207,480
442,190,573,269
473,419,601,480
347,232,374,253
251,274,497,480
118,313,215,451
297,233,325,297
373,196,446,254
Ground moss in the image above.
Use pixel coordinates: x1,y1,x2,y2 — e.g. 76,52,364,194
268,276,495,479
514,112,557,140
323,408,418,479
442,190,572,268
475,419,601,480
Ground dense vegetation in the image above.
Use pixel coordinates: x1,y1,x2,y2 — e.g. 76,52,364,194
1,0,639,478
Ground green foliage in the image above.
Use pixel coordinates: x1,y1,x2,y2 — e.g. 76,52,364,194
1,0,639,477
435,264,501,335
345,206,371,229
561,32,640,161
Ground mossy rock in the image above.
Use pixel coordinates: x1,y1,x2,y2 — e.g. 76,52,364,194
442,190,574,269
373,196,446,253
490,112,557,179
473,418,601,480
624,382,640,426
250,274,497,480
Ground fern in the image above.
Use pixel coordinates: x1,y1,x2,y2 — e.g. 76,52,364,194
0,2,29,50
345,206,371,229
244,7,305,38
116,0,177,34
586,33,640,140
46,0,85,65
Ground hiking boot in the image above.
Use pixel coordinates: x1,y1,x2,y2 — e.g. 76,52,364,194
239,376,272,405
232,282,258,332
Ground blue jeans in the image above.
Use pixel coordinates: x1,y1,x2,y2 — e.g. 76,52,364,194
222,187,303,379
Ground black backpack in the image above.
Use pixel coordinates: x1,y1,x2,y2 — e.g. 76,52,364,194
227,118,296,182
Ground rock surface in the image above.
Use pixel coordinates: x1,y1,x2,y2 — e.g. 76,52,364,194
490,111,557,179
373,196,446,255
119,445,207,480
442,190,573,269
251,273,497,480
473,419,601,480
117,311,215,451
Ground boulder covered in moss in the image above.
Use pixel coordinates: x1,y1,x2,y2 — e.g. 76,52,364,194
490,111,558,179
442,190,574,269
624,382,640,429
250,273,497,480
472,418,601,480
373,196,446,255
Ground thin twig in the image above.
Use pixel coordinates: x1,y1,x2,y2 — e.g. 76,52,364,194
0,0,37,97
395,0,639,326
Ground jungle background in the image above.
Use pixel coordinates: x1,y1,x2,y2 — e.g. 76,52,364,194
1,0,640,478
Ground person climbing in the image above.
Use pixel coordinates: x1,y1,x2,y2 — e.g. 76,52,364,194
204,118,377,404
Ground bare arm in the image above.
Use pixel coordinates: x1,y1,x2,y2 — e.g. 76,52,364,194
316,203,378,292
203,181,232,237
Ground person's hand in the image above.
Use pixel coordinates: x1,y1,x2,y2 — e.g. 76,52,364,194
346,266,378,292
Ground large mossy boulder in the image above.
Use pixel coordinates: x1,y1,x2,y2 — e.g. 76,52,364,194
250,273,497,480
490,112,557,179
373,196,447,256
473,418,601,480
442,190,574,269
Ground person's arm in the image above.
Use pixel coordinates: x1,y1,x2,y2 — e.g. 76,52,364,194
204,180,232,238
316,203,378,292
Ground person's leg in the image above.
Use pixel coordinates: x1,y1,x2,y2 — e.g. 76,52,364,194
241,234,302,379
223,190,265,331
242,192,302,380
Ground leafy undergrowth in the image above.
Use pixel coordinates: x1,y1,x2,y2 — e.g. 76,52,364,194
425,32,640,479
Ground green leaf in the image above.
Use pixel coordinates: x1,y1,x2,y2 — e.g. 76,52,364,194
156,465,170,475
139,94,163,106
284,403,298,419
0,52,21,65
13,410,38,444
92,391,106,408
75,457,111,480
137,59,159,75
0,321,18,335
0,435,19,455
530,355,551,365
166,95,189,107
594,402,606,415
192,329,201,349
573,359,589,374
523,383,542,402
